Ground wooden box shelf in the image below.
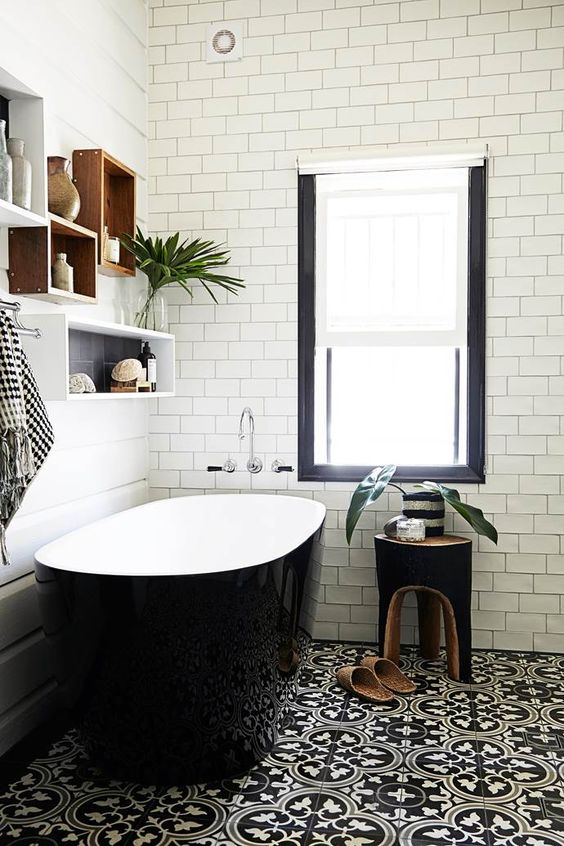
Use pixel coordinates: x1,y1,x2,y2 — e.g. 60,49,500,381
8,213,97,304
72,148,136,277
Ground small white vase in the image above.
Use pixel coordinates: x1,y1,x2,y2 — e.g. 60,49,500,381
0,120,12,204
52,252,74,292
7,138,31,210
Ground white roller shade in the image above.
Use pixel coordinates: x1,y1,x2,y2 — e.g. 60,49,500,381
315,167,470,349
298,144,487,175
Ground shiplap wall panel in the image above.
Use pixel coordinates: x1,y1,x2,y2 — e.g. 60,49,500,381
0,634,53,715
0,576,41,653
0,682,59,758
0,0,149,752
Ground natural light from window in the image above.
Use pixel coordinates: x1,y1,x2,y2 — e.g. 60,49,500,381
313,167,469,468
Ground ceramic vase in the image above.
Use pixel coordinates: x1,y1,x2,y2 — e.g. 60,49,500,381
48,156,80,221
52,252,74,292
7,138,31,210
0,120,13,204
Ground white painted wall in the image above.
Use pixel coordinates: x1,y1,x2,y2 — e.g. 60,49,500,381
0,0,149,750
148,0,564,653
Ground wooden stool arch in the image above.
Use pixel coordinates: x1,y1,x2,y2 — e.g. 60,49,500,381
374,534,473,682
383,585,460,682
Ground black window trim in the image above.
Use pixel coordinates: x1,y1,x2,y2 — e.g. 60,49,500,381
297,163,487,485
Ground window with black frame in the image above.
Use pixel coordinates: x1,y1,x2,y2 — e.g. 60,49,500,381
298,153,487,484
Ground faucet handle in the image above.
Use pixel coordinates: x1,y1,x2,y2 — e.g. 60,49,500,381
272,460,294,473
223,458,237,473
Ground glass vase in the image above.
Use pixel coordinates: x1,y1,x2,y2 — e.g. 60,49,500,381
135,288,168,332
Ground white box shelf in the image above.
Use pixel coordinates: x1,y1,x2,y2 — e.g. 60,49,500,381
0,66,47,228
21,314,175,401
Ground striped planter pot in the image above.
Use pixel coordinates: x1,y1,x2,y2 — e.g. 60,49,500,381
402,492,445,537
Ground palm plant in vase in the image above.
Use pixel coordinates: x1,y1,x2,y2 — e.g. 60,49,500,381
121,228,245,331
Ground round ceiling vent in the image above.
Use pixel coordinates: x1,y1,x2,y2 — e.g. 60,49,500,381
207,22,243,63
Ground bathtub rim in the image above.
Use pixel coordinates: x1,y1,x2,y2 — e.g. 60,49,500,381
34,493,326,578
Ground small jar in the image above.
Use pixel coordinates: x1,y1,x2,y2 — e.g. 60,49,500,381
396,518,426,543
105,236,120,263
52,252,74,292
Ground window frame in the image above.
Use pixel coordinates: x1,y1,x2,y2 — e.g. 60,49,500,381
297,164,487,485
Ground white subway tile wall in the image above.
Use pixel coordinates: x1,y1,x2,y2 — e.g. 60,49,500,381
148,0,564,651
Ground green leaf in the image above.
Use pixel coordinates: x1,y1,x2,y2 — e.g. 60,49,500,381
421,481,498,545
346,464,397,545
119,228,245,302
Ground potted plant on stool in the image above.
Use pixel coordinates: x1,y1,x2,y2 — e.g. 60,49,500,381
345,464,498,545
345,465,497,683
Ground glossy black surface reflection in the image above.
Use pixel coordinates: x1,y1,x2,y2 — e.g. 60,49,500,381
36,548,311,785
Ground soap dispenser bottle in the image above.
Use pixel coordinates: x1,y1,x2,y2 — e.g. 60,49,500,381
139,341,157,392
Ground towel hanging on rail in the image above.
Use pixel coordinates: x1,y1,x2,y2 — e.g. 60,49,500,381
0,309,54,565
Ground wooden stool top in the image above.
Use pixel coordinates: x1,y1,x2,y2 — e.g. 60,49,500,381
375,534,471,546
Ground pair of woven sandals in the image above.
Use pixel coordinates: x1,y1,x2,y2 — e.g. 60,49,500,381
336,656,416,703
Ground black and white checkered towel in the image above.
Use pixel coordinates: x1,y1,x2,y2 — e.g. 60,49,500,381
0,309,54,565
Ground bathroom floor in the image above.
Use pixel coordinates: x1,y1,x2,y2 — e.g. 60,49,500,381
0,641,562,846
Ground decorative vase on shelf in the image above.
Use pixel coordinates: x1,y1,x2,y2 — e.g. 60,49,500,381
0,120,13,204
135,289,168,332
48,156,80,221
52,252,74,292
7,138,31,210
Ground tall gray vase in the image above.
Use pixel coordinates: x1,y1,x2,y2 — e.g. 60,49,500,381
0,119,12,204
7,138,31,210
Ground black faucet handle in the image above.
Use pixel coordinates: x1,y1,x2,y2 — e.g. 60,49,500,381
271,460,294,473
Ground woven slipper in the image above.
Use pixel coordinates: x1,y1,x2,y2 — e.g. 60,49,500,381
360,656,416,693
335,665,395,703
278,638,300,675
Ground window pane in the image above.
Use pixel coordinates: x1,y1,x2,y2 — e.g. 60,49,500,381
318,346,466,467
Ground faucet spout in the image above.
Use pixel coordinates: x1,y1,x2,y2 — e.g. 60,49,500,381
239,406,254,439
238,407,262,473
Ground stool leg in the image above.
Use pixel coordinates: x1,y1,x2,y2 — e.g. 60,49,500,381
441,600,461,681
449,596,472,683
417,591,441,660
382,590,405,665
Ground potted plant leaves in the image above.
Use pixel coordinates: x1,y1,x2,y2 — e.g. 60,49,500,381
121,228,245,331
345,464,498,545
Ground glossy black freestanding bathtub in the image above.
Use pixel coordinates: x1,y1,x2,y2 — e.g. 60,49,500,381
34,494,325,784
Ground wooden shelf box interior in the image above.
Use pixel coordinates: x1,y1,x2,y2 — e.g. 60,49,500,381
20,314,175,401
72,148,136,277
0,66,47,227
8,214,97,303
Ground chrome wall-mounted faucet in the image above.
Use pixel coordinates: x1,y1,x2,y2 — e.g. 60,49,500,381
239,406,263,474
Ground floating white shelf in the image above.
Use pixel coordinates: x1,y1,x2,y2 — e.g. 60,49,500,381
20,314,175,402
68,392,174,401
0,198,46,228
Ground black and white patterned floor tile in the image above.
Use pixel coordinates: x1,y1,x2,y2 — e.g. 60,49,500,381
0,641,563,846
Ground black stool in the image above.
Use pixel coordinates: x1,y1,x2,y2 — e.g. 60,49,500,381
374,534,473,682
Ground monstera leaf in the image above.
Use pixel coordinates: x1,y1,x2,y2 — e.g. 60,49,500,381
420,481,498,545
346,464,398,545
